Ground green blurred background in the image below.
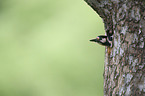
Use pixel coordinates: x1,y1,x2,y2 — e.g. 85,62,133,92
0,0,105,96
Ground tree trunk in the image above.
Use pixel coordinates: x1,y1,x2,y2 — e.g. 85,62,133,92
84,0,145,95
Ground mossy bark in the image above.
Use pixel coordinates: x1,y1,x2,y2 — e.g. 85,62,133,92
84,0,145,95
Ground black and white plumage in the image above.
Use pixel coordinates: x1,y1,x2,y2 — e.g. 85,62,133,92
90,35,112,47
90,29,113,48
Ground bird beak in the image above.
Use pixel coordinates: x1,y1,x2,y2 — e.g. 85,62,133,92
90,39,97,42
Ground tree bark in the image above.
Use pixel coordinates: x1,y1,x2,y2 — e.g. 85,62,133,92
84,0,145,95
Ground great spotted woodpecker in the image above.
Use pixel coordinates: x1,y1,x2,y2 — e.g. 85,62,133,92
90,35,111,47
90,34,113,55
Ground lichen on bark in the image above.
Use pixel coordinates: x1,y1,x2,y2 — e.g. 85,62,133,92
85,0,145,95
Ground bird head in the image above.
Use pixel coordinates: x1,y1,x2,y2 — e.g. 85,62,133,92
90,35,111,47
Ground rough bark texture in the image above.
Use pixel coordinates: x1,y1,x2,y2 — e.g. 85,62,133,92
85,0,145,95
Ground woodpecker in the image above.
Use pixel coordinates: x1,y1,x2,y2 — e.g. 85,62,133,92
90,35,112,47
90,35,113,55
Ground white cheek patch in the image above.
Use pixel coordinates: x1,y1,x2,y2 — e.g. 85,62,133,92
100,38,106,43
